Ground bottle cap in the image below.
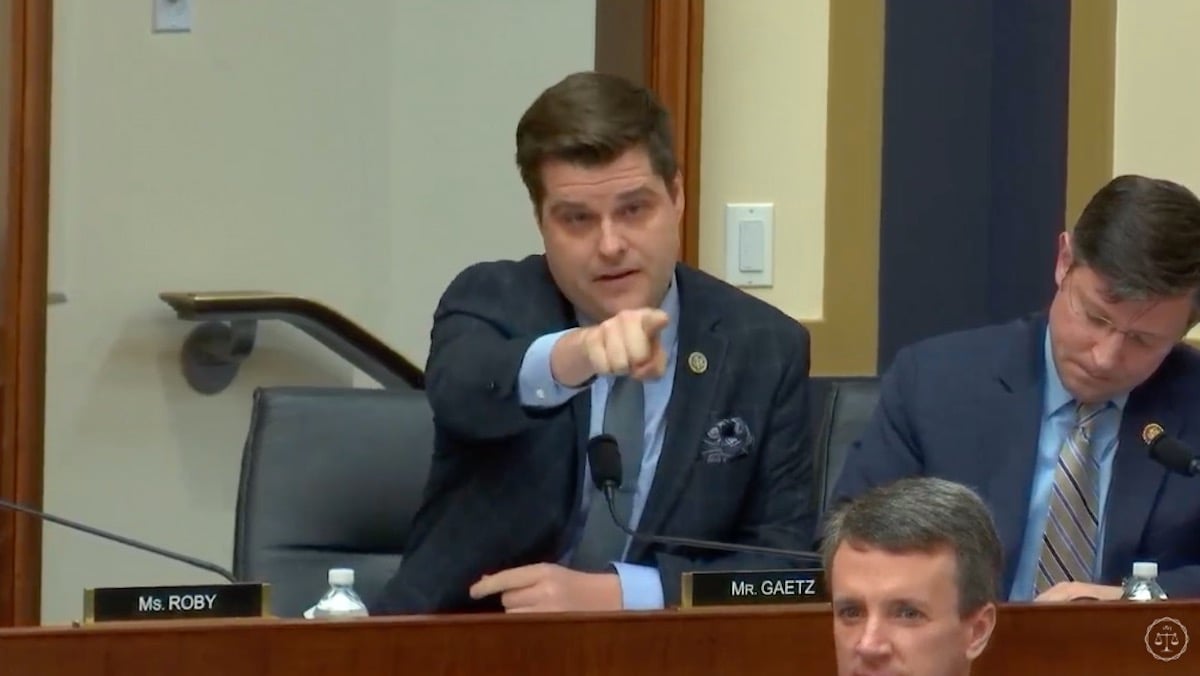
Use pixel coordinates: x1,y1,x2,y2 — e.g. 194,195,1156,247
1132,561,1158,578
329,567,355,586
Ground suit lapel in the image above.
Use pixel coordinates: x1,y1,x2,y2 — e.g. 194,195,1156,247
986,317,1049,596
629,271,727,558
1101,368,1181,579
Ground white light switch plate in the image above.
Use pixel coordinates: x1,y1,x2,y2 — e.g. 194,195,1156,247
725,203,773,287
153,0,192,33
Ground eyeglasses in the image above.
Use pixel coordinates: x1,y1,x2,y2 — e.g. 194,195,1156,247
1063,271,1178,352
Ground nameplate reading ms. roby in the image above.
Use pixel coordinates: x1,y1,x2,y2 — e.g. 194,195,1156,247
680,569,827,608
83,583,270,623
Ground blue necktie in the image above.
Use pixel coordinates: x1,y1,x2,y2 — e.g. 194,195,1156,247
1036,402,1106,593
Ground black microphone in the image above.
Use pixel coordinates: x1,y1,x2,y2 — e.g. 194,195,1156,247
1148,434,1200,477
586,434,823,563
0,497,238,582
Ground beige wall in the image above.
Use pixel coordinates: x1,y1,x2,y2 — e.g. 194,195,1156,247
1113,0,1200,191
43,0,594,624
698,0,830,321
1112,0,1200,340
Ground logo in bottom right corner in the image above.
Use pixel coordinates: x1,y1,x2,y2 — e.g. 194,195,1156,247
1146,617,1189,661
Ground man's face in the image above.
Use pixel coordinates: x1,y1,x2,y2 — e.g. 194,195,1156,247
1047,233,1194,404
830,542,995,676
535,146,683,322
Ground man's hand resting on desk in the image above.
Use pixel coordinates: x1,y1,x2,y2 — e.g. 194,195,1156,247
469,563,623,613
1034,582,1123,602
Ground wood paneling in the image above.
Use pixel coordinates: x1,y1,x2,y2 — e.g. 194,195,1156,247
0,0,52,628
3,602,1199,674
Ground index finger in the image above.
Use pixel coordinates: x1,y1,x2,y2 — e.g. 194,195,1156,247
468,564,543,599
640,309,669,337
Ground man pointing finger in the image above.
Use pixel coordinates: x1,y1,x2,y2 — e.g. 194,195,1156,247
374,71,816,615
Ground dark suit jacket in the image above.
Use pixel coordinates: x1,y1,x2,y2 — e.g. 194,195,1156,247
831,314,1200,598
373,254,815,613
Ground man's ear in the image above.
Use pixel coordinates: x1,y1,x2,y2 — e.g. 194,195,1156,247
1055,231,1073,286
670,171,686,229
964,602,997,660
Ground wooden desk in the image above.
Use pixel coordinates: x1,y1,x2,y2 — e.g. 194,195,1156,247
1,602,1197,675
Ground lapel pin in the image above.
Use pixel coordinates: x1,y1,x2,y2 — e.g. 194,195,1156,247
1143,423,1165,445
687,351,708,374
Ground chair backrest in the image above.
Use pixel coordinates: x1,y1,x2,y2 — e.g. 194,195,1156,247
809,376,881,516
233,386,434,617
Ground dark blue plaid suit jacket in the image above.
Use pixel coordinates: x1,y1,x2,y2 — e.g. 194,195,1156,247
374,255,815,613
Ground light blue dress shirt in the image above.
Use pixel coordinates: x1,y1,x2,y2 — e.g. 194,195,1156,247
515,276,680,610
1008,328,1128,600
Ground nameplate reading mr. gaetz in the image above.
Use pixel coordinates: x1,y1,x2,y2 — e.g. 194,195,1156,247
681,569,827,608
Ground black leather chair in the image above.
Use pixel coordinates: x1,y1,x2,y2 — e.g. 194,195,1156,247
231,376,877,616
232,386,434,617
809,376,881,516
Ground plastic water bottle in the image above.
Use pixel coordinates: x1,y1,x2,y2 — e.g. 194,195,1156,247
1121,561,1169,601
304,568,370,619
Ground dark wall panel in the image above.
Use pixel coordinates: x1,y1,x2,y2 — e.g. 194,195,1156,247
877,0,1070,370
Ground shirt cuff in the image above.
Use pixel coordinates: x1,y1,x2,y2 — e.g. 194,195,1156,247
612,562,665,610
517,330,587,407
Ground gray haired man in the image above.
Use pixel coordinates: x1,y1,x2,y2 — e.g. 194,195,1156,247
822,477,1003,676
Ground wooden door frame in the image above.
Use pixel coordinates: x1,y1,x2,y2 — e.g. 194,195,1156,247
596,0,704,267
1,0,52,628
646,0,703,267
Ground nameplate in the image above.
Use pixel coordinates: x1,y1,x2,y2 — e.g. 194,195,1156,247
83,583,270,623
680,568,827,608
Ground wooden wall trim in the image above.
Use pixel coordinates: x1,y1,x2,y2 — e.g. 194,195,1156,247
1065,0,1116,228
1,0,52,627
594,0,645,87
806,0,884,375
594,0,703,267
645,0,703,268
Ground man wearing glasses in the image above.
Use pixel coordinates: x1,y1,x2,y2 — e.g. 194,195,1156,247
832,174,1200,602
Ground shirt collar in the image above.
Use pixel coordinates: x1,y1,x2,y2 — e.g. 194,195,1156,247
659,273,681,350
1042,325,1129,418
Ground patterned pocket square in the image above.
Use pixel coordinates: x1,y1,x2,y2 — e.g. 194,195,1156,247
700,416,754,464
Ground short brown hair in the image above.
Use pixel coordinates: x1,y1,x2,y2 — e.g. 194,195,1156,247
1072,174,1200,307
515,71,678,211
821,477,1003,616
